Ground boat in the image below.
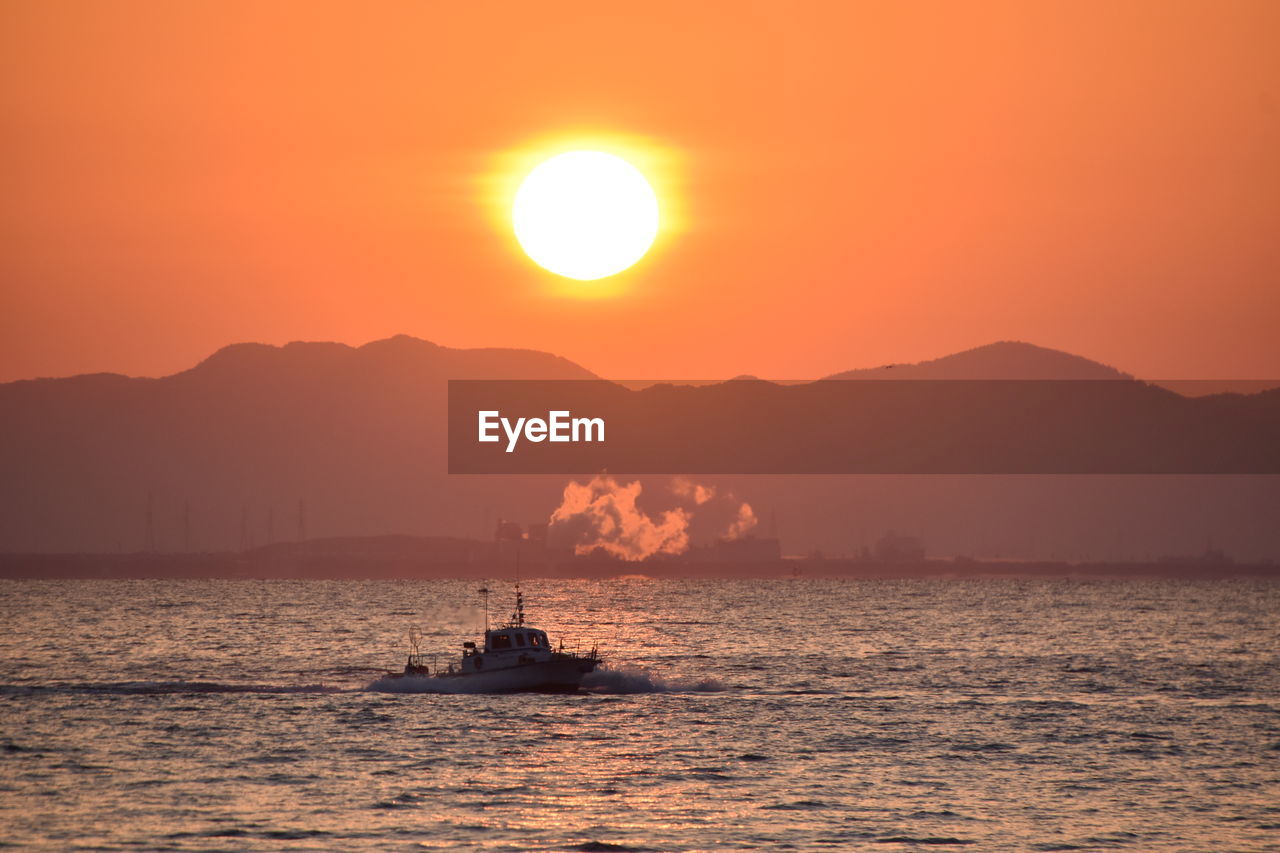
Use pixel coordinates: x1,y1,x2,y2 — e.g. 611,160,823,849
384,584,600,693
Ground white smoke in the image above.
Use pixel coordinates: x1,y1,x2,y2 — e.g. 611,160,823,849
671,477,717,505
726,502,758,539
549,475,690,560
548,475,760,560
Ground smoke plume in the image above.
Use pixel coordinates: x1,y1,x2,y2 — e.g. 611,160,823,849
671,477,717,505
548,475,690,560
548,475,759,560
726,502,758,539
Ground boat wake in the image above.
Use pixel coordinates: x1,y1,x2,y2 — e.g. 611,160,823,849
1,681,346,696
362,665,726,695
581,665,727,694
364,674,481,694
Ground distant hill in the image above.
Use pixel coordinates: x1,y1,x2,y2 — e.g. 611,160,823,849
826,341,1131,381
0,336,594,553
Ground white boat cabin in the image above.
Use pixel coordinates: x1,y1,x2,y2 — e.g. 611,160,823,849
460,626,554,672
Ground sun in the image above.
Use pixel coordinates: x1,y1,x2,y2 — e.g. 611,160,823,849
512,151,660,280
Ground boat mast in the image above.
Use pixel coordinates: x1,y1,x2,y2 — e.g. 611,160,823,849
478,584,490,633
513,549,525,627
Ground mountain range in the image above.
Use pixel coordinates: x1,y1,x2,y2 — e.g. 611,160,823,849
1,337,1277,559
824,340,1131,381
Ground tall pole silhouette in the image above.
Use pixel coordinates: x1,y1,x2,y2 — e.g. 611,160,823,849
145,490,155,552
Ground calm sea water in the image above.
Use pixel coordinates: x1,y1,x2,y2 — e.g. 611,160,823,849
0,578,1277,852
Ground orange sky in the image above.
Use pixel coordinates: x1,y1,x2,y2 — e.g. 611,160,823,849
1,0,1277,383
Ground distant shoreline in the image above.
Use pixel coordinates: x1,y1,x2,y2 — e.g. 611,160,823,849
3,551,1275,581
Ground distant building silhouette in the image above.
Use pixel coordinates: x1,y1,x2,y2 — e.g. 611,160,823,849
874,531,925,563
494,519,524,542
688,535,782,562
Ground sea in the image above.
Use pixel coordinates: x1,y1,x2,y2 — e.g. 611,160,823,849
1,577,1277,852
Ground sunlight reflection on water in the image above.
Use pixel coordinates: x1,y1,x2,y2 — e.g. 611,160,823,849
0,577,1277,851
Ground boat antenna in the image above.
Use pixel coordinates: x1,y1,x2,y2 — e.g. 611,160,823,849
512,548,525,627
478,583,490,633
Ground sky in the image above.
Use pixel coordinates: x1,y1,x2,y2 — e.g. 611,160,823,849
1,0,1277,383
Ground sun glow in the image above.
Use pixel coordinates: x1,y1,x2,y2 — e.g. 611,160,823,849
512,150,660,281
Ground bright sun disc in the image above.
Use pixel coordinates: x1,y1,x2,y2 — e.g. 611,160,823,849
512,151,659,280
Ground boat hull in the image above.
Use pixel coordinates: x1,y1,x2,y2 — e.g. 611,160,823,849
375,657,596,694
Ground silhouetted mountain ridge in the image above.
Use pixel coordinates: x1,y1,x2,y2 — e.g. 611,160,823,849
826,341,1131,381
1,336,1277,557
0,335,596,553
176,335,601,383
